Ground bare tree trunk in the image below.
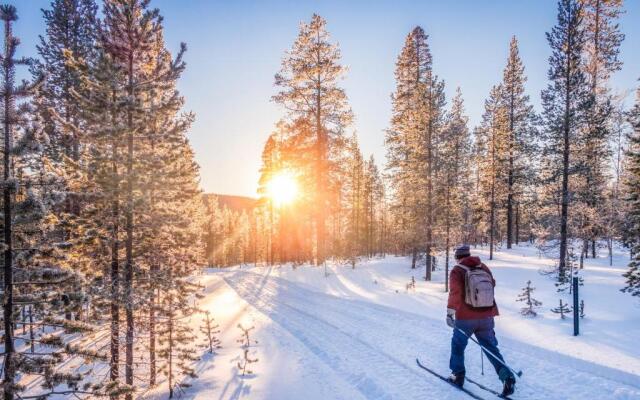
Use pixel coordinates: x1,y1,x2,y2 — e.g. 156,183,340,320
411,248,417,269
557,3,577,279
507,71,516,249
515,202,520,245
2,18,15,399
149,281,156,385
168,294,174,399
110,138,120,383
124,53,135,400
28,306,34,353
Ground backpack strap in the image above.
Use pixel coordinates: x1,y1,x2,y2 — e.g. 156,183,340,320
454,264,470,273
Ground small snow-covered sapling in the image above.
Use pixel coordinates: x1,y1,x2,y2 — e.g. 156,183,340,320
579,300,585,318
201,311,221,354
237,348,258,376
550,299,572,319
237,323,258,348
237,323,259,376
516,280,542,317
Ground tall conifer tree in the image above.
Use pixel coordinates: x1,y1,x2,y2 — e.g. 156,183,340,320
273,14,353,266
385,26,445,278
578,0,624,258
622,85,640,296
500,37,537,248
541,0,589,282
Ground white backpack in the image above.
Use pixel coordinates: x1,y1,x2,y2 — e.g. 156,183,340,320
456,264,495,308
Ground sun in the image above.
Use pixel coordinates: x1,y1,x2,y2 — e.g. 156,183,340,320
267,171,298,206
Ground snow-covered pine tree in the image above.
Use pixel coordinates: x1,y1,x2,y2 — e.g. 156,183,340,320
541,0,589,284
345,134,365,266
237,348,258,377
156,269,200,399
385,26,446,279
65,45,128,384
32,0,100,329
35,0,97,163
137,105,204,391
100,1,164,391
66,1,202,393
99,1,198,394
622,84,640,297
577,0,624,259
476,85,509,260
516,281,542,317
550,299,572,319
130,34,204,386
1,5,46,398
363,155,384,258
200,311,221,354
440,88,471,290
236,324,258,376
604,99,631,265
257,133,279,265
273,14,353,266
0,5,106,398
499,37,538,248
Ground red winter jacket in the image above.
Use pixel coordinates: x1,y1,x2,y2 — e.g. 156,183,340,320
447,256,499,320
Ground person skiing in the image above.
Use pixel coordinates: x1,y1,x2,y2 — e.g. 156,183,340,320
446,245,516,397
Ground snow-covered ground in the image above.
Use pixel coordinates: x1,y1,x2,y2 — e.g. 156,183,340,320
144,243,640,400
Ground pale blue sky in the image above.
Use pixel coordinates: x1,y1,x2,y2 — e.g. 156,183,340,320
8,0,640,196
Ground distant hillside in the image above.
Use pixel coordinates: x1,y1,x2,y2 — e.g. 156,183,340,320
204,193,258,212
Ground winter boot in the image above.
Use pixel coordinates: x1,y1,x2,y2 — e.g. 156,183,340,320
502,376,516,397
447,372,465,388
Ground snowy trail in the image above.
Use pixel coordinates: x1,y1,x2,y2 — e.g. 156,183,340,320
223,269,640,400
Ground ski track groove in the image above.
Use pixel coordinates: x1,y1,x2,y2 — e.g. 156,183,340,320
224,273,454,399
223,270,640,400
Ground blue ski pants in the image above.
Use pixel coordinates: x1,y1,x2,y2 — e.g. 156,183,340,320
449,317,513,382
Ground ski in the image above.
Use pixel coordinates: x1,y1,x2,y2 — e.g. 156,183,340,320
465,376,513,400
416,358,486,400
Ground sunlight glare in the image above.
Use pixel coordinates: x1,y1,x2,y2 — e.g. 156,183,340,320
267,171,298,206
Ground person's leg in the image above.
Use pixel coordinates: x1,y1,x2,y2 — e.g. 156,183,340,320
449,319,473,375
474,318,513,382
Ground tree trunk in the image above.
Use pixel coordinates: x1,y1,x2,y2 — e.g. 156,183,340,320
411,248,417,269
124,53,135,400
445,185,451,292
515,202,520,245
110,138,120,383
168,295,174,399
507,73,516,249
558,9,574,280
149,282,156,386
28,306,34,353
3,34,15,396
315,30,326,267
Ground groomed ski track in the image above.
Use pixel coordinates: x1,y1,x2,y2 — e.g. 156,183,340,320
214,268,640,400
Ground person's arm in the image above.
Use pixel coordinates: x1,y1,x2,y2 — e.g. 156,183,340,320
446,267,462,327
447,267,462,311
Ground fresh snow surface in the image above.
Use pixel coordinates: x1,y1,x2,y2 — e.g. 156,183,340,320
143,243,640,400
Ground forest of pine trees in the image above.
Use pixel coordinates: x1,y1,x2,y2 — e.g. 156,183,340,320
248,2,638,295
0,1,206,398
1,0,640,398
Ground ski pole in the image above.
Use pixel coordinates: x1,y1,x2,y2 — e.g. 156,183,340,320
455,326,523,379
480,348,484,376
